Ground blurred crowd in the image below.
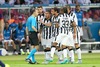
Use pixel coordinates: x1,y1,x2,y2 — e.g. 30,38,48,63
0,7,100,25
0,0,100,6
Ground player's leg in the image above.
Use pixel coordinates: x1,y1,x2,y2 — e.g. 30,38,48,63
75,32,82,63
50,34,62,61
55,45,63,63
21,38,30,55
3,40,9,55
10,40,17,55
68,32,75,64
41,38,49,63
59,35,69,64
26,32,39,64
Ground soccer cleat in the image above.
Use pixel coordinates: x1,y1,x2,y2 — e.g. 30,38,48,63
13,51,18,55
46,58,53,63
56,60,63,64
76,60,82,64
21,52,25,55
25,58,31,62
26,52,30,55
60,59,69,64
29,61,39,64
5,64,10,67
42,60,49,64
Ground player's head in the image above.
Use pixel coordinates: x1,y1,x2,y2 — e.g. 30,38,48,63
4,22,9,29
65,5,71,13
30,7,39,17
45,9,51,19
59,7,65,14
75,4,81,11
50,8,55,15
18,22,23,29
53,7,59,14
37,6,43,14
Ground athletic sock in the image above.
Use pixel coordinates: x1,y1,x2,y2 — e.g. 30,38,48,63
76,47,81,60
27,48,37,59
51,46,56,58
69,49,74,62
62,48,67,59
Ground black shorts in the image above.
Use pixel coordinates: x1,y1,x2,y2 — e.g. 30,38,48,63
29,31,39,45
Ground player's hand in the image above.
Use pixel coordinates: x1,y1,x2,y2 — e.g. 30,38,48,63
73,33,76,39
55,23,59,28
39,19,43,23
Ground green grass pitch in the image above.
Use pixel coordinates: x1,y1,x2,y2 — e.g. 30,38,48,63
0,53,100,67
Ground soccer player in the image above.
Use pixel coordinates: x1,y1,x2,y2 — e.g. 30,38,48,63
3,22,17,55
37,6,45,42
74,4,83,63
39,10,52,64
14,23,30,55
75,4,84,40
65,5,78,64
25,7,39,64
50,7,77,64
56,10,76,64
50,7,63,63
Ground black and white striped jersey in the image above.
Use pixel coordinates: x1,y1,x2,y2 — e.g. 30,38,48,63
37,14,45,31
58,13,73,34
41,18,52,39
51,14,60,37
67,11,80,32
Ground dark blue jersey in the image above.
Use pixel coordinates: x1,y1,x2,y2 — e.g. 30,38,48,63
75,10,83,27
3,27,12,40
9,22,18,31
15,27,25,40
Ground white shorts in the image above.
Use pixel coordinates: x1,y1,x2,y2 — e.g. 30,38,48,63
55,32,74,47
15,37,25,42
41,38,52,48
52,36,59,46
79,27,83,36
2,40,13,46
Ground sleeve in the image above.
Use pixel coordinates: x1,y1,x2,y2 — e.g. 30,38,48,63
73,13,78,25
31,18,36,27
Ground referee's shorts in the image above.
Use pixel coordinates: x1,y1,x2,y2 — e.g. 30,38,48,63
29,31,39,46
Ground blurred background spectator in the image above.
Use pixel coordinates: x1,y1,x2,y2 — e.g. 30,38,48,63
91,0,100,3
41,0,49,4
83,12,93,22
75,0,91,4
0,0,5,5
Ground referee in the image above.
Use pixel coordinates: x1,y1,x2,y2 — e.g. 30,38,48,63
25,7,39,64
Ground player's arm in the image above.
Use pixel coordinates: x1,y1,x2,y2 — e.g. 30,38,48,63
39,19,52,27
10,29,13,39
72,21,77,39
55,17,60,28
32,19,38,32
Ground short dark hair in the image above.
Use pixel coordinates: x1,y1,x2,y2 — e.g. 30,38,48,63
76,4,80,7
54,7,59,13
45,9,51,14
37,6,43,8
65,5,71,10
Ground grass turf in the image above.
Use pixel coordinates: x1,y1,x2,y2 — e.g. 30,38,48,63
0,53,100,67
